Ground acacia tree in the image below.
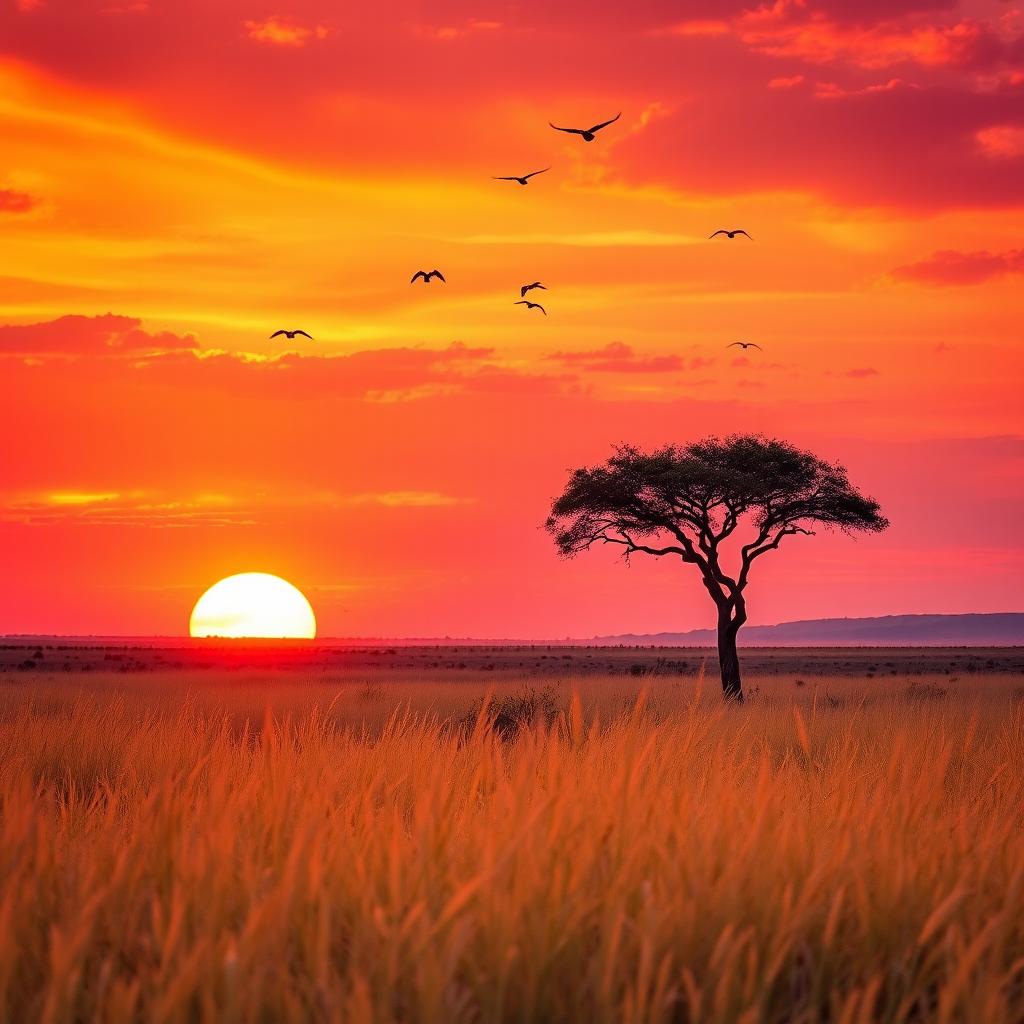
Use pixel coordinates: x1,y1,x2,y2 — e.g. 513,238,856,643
545,435,888,701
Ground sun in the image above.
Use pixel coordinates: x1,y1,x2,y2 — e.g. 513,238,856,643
189,573,316,638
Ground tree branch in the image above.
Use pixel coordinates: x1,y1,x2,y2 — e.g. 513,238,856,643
738,523,814,588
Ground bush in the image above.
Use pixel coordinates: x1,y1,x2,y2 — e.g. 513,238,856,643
460,685,560,740
905,682,948,702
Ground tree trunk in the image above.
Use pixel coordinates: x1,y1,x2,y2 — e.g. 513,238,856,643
717,616,744,701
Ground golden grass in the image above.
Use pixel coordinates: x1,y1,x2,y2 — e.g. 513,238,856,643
1,671,1023,1022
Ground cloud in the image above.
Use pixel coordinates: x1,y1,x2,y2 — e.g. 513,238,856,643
813,77,914,99
0,490,255,528
0,188,36,212
546,342,686,374
47,491,120,505
137,341,569,400
768,74,805,89
669,5,1021,70
891,249,1024,285
413,19,503,41
0,314,196,355
0,315,576,400
0,486,471,526
732,8,1012,70
976,125,1024,158
668,19,730,37
244,16,329,47
845,367,880,378
458,231,702,247
342,491,468,507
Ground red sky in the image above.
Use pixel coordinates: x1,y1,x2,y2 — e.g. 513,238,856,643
1,0,1022,637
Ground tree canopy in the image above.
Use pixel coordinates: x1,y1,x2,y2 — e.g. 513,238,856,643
547,435,887,585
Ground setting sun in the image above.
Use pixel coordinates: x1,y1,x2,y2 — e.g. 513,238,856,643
189,573,316,639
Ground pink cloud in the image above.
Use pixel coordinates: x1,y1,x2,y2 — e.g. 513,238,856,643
768,74,805,89
1,0,1021,211
813,77,913,99
671,3,1021,70
244,16,329,47
891,249,1024,285
135,341,574,401
0,315,580,399
734,9,1011,69
0,188,36,213
0,314,196,355
976,124,1024,158
414,19,504,42
546,342,685,374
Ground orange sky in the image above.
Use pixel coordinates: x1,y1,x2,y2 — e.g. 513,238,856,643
1,0,1022,637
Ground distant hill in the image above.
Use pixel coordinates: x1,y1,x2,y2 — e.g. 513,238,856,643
592,613,1024,647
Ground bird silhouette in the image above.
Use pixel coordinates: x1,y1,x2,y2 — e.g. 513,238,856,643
269,329,313,340
727,341,762,351
549,112,621,142
494,168,550,185
520,281,546,297
709,229,753,240
515,300,546,315
411,270,445,284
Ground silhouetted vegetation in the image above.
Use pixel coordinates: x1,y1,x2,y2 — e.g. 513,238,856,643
547,435,889,700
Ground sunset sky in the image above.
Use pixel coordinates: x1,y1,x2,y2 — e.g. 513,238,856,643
1,0,1022,637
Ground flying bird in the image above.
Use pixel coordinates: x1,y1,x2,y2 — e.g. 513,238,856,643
494,168,550,185
709,229,753,240
515,300,546,315
727,341,762,351
269,329,313,340
549,112,621,142
520,281,546,297
411,270,446,284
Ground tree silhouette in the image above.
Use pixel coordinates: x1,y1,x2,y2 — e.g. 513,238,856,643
545,435,888,700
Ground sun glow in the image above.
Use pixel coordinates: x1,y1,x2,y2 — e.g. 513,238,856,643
189,572,316,638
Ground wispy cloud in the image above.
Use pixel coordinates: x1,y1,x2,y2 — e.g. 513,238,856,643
458,231,703,247
1,486,471,526
546,342,687,374
245,16,329,47
47,492,120,505
413,19,503,42
0,188,37,213
341,491,469,508
891,249,1024,286
1,491,251,528
669,9,1019,71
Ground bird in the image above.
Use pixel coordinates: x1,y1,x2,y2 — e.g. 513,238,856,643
515,300,546,315
520,281,546,297
709,229,753,240
727,341,762,351
269,329,313,340
549,112,621,142
494,168,550,185
411,270,445,283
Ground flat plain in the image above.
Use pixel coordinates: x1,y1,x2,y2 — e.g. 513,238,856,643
1,642,1022,1022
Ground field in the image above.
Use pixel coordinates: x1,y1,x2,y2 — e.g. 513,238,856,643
1,644,1023,1022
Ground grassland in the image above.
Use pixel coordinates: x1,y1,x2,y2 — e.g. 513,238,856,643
1,645,1023,1022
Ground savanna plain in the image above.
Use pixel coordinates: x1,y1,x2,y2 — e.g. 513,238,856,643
1,643,1023,1023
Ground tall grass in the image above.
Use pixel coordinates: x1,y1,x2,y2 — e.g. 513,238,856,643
1,673,1022,1022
